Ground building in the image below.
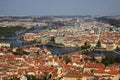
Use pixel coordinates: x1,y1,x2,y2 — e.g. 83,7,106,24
0,42,10,48
55,37,65,44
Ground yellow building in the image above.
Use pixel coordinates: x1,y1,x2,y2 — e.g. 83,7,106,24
0,42,10,48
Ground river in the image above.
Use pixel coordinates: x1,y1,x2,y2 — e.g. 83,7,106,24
0,26,120,57
0,26,80,54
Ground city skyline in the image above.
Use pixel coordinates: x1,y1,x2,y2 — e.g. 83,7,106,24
0,0,120,16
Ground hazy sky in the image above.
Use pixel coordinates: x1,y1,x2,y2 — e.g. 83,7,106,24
0,0,120,16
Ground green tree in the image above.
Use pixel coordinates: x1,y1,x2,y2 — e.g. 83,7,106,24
96,40,101,48
57,54,63,59
63,55,71,64
77,78,81,80
27,75,36,80
101,57,116,66
7,77,19,80
115,46,120,52
47,73,52,79
81,41,91,50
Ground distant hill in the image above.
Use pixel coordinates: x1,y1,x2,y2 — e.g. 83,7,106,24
96,17,120,27
0,27,26,37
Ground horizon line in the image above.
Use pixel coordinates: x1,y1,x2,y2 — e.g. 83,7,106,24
0,14,120,17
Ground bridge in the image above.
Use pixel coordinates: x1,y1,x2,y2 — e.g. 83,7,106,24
113,51,120,54
19,43,109,54
0,37,17,40
76,47,107,54
76,47,95,53
20,43,68,48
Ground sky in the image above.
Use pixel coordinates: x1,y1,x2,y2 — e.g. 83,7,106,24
0,0,120,16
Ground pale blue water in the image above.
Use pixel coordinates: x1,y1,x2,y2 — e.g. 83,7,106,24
0,26,120,57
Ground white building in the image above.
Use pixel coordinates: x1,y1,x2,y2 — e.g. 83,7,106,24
0,42,10,48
